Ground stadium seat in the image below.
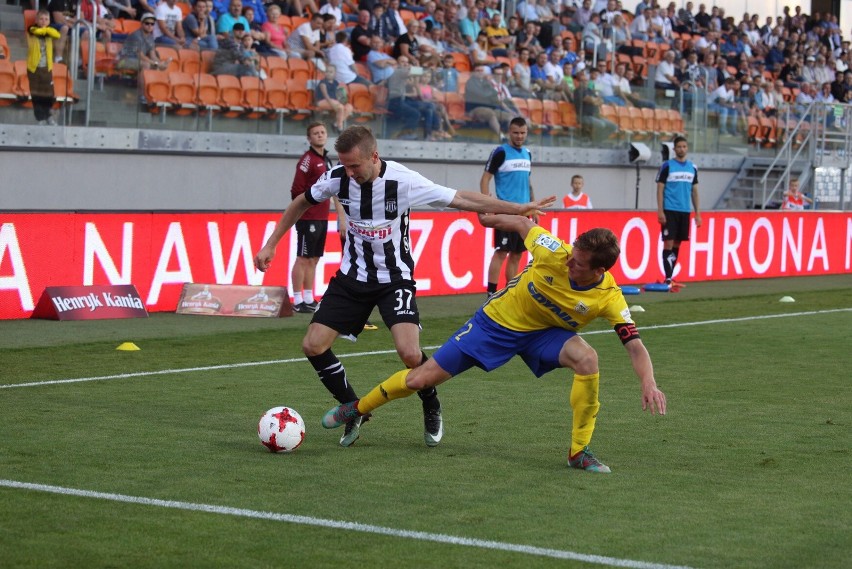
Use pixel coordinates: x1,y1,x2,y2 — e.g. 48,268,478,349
200,50,216,74
215,74,246,117
285,78,313,119
264,77,289,132
51,63,79,105
264,56,289,81
169,72,197,115
179,49,202,75
239,76,268,117
154,47,180,73
0,33,10,60
287,58,313,81
13,60,30,107
0,59,18,106
443,92,469,129
141,69,172,117
450,51,471,73
194,73,221,122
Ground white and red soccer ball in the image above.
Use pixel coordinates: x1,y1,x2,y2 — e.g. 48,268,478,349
258,406,305,453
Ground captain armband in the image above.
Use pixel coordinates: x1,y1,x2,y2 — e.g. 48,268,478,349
614,323,640,345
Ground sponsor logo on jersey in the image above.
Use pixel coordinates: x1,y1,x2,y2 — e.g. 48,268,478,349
348,219,394,241
527,282,579,327
534,233,561,252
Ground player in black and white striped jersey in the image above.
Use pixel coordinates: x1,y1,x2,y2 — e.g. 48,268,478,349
255,126,555,448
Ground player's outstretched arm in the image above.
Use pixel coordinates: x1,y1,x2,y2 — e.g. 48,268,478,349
624,339,667,415
450,190,555,217
254,194,314,272
477,214,536,240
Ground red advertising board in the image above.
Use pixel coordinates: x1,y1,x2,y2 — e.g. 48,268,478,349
30,284,148,320
1,211,850,319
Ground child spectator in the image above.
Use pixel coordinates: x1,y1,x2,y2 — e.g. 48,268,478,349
26,9,61,126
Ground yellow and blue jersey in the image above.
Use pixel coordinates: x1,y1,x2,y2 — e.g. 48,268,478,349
483,226,633,333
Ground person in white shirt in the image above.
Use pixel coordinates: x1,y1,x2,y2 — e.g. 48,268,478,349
327,31,372,86
153,0,185,46
707,77,737,135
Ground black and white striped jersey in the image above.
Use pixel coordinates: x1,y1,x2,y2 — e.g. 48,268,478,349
305,159,457,283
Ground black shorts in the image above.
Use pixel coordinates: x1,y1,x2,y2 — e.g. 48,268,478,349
311,274,420,338
661,210,691,242
493,229,526,253
295,220,328,258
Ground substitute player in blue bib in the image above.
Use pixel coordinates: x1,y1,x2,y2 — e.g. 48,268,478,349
656,136,701,286
322,215,667,473
481,117,535,297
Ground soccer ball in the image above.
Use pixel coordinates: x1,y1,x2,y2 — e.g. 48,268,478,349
258,406,305,453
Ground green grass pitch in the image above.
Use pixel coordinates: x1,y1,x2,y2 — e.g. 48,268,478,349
1,275,850,568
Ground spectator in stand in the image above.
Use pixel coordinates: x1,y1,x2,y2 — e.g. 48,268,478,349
368,4,392,44
211,23,259,77
184,1,218,51
677,1,696,33
654,49,679,91
435,52,459,92
416,68,455,139
563,175,593,209
572,0,593,34
694,3,711,32
765,39,785,72
512,47,537,99
319,0,345,28
328,31,371,86
779,53,803,88
623,67,655,108
458,2,481,49
288,12,327,70
318,14,339,52
707,76,737,135
484,11,513,58
350,10,374,62
216,0,250,35
574,68,617,143
582,12,606,60
117,13,166,73
152,0,185,46
515,20,542,57
794,81,816,120
315,65,354,133
366,34,397,85
400,19,438,66
26,9,60,126
104,0,136,20
289,122,335,314
47,0,76,63
465,64,518,141
530,51,557,96
387,56,431,140
753,80,779,118
260,4,289,58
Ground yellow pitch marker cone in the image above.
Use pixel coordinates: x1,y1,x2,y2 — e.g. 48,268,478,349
116,342,141,351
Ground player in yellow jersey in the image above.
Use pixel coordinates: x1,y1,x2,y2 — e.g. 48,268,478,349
322,215,667,472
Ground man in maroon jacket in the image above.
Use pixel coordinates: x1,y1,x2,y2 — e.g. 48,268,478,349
290,122,335,313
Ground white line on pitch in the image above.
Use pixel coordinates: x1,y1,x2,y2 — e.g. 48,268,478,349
0,478,696,569
2,308,849,391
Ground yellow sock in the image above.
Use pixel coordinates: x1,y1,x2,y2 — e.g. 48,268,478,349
356,369,416,415
569,372,600,457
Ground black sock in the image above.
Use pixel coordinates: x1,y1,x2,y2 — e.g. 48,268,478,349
307,349,357,404
487,282,498,294
415,350,440,410
662,248,675,280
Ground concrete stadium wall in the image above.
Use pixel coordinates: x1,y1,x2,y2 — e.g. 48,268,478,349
0,125,738,211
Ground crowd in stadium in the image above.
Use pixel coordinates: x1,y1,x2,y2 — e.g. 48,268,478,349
9,0,852,140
